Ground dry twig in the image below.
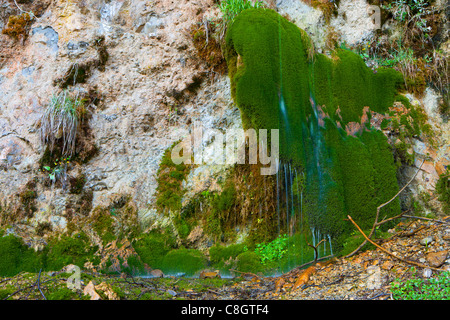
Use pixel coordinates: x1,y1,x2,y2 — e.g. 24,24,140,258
307,239,326,262
403,215,450,225
347,215,446,272
229,269,260,279
345,158,425,258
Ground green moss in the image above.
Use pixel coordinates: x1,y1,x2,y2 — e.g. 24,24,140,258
209,243,247,265
123,255,146,275
0,287,15,300
226,9,403,163
213,185,236,212
45,232,98,271
90,207,115,246
331,52,403,123
277,233,316,272
203,184,237,241
225,8,403,252
160,248,207,276
391,95,436,147
225,8,310,163
0,235,43,277
359,130,401,221
47,287,78,300
133,231,175,269
156,142,191,214
173,214,192,239
235,251,264,274
338,230,376,257
436,172,450,212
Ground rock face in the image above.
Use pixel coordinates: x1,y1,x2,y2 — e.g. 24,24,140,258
0,0,448,249
0,0,238,236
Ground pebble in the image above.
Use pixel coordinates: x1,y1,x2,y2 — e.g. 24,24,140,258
167,289,177,296
420,236,434,246
423,268,433,278
150,269,164,278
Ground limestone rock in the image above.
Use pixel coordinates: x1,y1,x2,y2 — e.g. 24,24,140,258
329,0,378,46
366,266,381,290
83,281,101,300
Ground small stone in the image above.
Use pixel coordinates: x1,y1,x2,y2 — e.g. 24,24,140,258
61,264,79,273
150,269,164,278
420,236,434,246
366,266,381,290
381,260,394,270
423,268,433,278
199,270,221,279
426,251,448,268
167,289,177,296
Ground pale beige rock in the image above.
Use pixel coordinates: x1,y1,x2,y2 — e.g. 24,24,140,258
83,281,101,300
150,269,164,278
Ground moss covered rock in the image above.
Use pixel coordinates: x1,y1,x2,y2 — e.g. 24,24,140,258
225,8,403,252
236,251,264,274
45,232,98,271
0,235,43,277
160,248,207,276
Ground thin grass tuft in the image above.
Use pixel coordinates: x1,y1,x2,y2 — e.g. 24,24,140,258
40,91,83,158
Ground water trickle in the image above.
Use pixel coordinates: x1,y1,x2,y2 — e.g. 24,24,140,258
289,163,294,235
328,234,333,256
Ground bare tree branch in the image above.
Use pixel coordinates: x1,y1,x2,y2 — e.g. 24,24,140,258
344,158,425,258
347,215,446,272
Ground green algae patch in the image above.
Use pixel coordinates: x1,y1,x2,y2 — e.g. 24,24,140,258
236,251,265,274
